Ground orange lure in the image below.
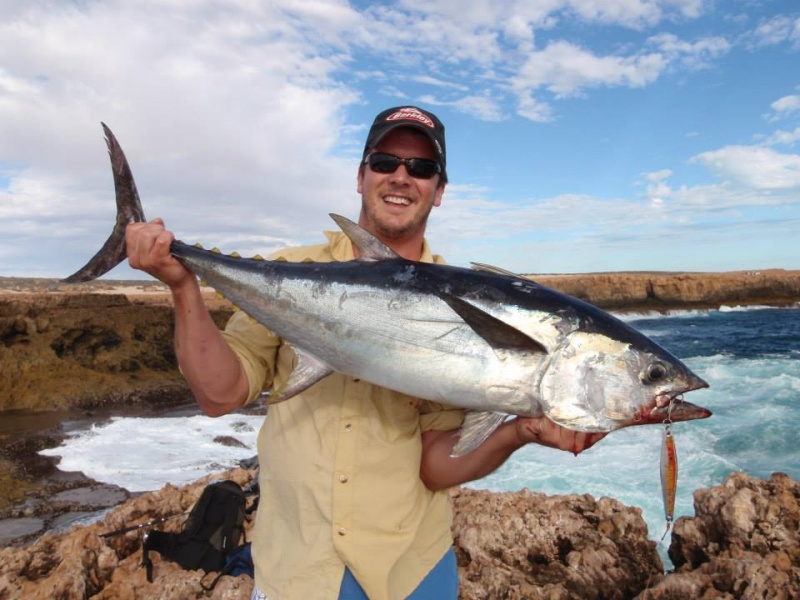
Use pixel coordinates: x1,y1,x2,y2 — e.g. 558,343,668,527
660,421,678,540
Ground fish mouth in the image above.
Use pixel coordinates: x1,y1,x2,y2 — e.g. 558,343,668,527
650,397,712,423
638,393,712,426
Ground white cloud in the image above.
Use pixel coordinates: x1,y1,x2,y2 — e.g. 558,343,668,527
764,127,800,146
646,169,673,183
746,14,800,48
515,93,555,122
512,40,666,98
566,0,707,28
647,32,731,69
771,94,800,116
420,93,506,122
692,146,800,190
348,0,722,121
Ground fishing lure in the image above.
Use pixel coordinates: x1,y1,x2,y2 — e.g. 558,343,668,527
660,416,678,540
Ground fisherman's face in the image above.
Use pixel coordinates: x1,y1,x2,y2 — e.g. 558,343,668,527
357,128,445,246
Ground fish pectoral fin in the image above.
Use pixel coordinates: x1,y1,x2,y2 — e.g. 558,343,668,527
267,350,333,404
450,411,509,457
329,214,401,261
439,295,548,354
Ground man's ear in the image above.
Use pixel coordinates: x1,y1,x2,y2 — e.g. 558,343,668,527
356,164,365,194
433,182,445,207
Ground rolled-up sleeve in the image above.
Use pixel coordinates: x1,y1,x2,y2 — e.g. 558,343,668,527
221,310,282,404
418,400,464,432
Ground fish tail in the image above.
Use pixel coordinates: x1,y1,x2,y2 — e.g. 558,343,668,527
63,123,146,282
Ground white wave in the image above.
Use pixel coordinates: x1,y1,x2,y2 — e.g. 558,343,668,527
40,413,264,492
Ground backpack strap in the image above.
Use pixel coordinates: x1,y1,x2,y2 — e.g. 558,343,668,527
142,530,178,583
200,543,253,592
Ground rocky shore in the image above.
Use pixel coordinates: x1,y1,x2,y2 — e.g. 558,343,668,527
0,468,797,598
1,272,799,598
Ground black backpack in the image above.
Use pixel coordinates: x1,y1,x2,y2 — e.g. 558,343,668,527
141,479,246,582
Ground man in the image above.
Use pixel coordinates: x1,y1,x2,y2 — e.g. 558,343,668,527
125,106,604,599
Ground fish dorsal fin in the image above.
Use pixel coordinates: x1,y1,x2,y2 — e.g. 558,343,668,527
439,295,547,354
451,411,508,457
329,213,400,261
470,262,525,279
267,348,333,404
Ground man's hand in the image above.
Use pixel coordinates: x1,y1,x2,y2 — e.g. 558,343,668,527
514,416,606,456
126,218,195,290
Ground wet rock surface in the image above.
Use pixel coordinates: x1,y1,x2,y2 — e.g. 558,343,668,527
642,471,800,599
452,488,664,599
0,401,203,548
0,469,257,600
0,470,796,599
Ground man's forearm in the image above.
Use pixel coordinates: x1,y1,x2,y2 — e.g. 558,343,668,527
419,421,525,491
420,416,606,491
171,278,249,416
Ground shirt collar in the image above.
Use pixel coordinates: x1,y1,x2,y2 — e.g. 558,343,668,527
324,230,443,264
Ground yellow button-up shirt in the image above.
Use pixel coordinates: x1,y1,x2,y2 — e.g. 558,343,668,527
221,230,464,600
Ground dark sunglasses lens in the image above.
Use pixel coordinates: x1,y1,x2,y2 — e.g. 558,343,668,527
406,159,438,179
368,154,400,174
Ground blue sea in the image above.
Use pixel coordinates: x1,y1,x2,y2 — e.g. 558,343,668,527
40,305,800,562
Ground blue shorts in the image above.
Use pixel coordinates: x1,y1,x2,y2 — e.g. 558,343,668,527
250,547,459,600
339,546,458,600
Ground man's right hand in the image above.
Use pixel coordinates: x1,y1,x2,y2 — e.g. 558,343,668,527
125,218,195,290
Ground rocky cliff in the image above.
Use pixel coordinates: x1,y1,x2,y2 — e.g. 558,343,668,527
0,469,797,599
0,279,231,413
533,268,800,311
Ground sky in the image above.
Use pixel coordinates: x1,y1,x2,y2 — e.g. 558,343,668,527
1,0,799,279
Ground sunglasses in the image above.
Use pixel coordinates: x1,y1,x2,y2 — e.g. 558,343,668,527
364,152,441,180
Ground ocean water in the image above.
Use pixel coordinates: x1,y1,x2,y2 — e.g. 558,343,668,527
40,305,800,562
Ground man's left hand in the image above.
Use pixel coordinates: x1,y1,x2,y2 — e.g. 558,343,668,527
514,416,606,456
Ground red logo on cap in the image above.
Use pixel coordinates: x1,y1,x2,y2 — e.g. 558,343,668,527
386,107,434,128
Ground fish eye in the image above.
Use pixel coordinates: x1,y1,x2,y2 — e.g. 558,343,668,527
645,362,668,383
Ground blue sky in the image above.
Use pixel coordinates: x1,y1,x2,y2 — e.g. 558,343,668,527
1,0,798,278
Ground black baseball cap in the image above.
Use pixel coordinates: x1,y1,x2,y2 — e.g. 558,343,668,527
362,106,447,182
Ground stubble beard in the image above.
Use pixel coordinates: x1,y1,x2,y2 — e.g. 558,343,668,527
363,200,433,242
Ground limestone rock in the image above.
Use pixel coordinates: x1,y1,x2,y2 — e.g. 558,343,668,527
1,470,798,599
0,469,255,600
635,472,800,599
0,282,232,412
452,488,664,600
533,269,800,311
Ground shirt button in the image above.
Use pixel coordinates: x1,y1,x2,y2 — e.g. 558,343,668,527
339,474,349,483
338,527,347,536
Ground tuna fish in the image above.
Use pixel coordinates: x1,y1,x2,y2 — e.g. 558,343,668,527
66,124,711,456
